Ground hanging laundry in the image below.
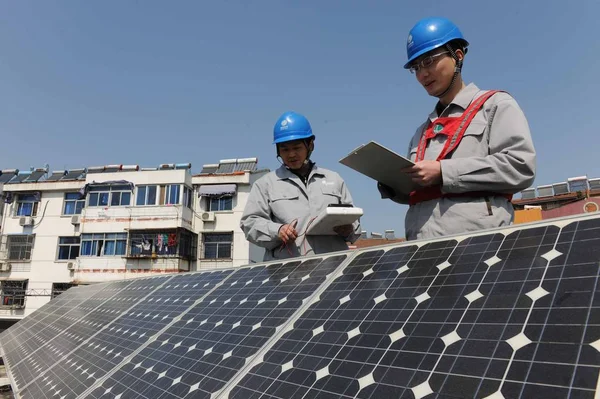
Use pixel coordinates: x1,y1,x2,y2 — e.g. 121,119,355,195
167,234,177,255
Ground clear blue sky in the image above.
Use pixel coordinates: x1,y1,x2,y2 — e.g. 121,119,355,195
1,1,599,237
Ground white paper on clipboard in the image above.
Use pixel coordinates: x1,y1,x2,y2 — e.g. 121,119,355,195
339,141,417,196
305,206,363,236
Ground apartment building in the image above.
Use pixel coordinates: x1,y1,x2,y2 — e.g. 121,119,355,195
0,159,268,323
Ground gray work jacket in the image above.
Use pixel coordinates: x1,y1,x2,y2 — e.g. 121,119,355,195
382,83,536,241
241,164,361,261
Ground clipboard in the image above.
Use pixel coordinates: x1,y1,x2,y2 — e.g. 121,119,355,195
306,205,363,236
339,141,417,196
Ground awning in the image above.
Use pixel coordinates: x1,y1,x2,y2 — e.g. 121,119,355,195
198,184,237,198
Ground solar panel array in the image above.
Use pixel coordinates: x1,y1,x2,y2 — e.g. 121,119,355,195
199,158,259,175
1,214,600,399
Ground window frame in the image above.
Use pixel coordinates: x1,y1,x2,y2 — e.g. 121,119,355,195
63,192,85,215
136,185,158,206
164,184,181,205
7,234,35,261
202,232,233,260
183,186,193,209
15,194,39,217
87,185,131,208
57,236,81,261
1,280,28,308
80,233,127,257
207,196,233,212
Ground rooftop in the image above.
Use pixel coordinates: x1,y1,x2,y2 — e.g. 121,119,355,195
515,175,600,204
0,158,264,186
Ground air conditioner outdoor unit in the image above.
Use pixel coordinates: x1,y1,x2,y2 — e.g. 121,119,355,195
201,212,216,222
0,263,12,272
71,215,81,225
19,217,34,226
67,262,75,270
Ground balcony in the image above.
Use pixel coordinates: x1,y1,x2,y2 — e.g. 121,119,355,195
81,205,193,232
125,228,197,261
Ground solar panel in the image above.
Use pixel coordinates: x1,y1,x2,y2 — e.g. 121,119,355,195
61,168,86,180
23,170,46,183
228,219,600,399
86,255,346,398
234,161,257,173
87,166,106,174
217,162,236,174
9,172,32,183
0,284,106,365
16,271,232,399
0,173,16,183
1,215,600,399
45,171,68,182
3,281,133,390
200,164,219,174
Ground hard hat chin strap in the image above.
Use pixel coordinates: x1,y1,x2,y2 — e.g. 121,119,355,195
434,43,463,99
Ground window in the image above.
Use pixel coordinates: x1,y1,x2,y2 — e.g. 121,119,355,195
7,235,35,261
15,194,39,216
57,237,80,260
202,232,233,259
183,186,193,209
88,185,131,207
164,185,180,205
136,185,158,206
1,280,27,307
63,193,85,215
80,233,127,256
208,196,233,212
51,282,77,299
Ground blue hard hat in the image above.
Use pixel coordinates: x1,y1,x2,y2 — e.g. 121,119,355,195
404,17,469,69
273,111,314,144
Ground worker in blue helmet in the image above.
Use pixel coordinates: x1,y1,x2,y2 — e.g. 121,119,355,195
241,111,361,261
378,17,536,240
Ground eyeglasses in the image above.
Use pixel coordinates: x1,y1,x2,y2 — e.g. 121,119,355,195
408,51,450,74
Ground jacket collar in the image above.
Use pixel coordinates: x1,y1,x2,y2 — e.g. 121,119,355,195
275,162,324,181
428,82,482,120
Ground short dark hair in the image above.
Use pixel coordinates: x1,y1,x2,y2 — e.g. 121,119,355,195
447,39,468,56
